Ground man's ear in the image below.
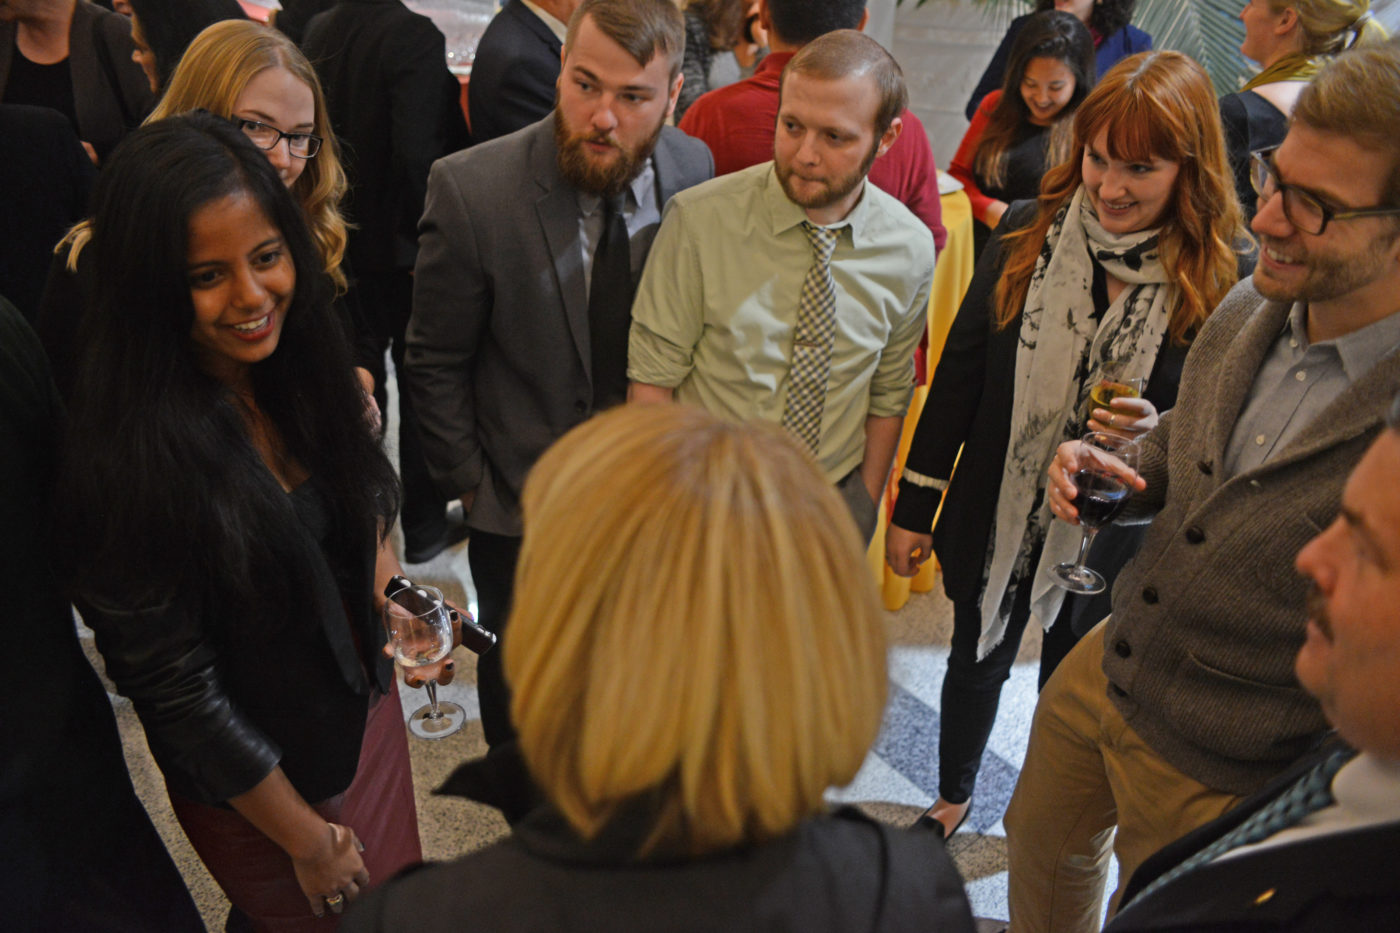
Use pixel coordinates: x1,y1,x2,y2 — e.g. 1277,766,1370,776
665,72,684,120
1275,6,1298,37
876,115,902,158
857,8,870,32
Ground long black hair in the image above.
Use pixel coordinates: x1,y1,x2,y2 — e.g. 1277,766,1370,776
975,10,1095,189
55,112,399,615
128,0,247,89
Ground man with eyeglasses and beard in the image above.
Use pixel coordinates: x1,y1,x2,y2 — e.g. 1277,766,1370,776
1009,43,1400,933
627,30,935,544
404,0,711,752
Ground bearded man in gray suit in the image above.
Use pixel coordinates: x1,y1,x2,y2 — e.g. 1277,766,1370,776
1009,44,1400,933
405,0,712,749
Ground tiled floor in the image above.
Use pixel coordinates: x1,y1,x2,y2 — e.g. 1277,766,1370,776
90,541,1062,929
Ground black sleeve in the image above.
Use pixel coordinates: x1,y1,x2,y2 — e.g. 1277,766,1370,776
1219,92,1255,220
890,200,1034,532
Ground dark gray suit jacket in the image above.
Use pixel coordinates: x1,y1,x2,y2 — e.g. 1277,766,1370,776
467,0,561,145
406,116,713,537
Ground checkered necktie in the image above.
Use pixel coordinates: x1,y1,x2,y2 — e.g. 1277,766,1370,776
780,222,840,452
1129,747,1353,907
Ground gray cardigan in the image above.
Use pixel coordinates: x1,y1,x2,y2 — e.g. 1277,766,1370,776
1102,279,1400,795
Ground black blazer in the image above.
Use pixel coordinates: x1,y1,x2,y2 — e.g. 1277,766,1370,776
302,0,469,276
467,0,562,145
1109,744,1400,932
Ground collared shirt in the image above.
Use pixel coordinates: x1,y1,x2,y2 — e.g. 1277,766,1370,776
1222,752,1400,860
628,162,935,481
575,160,659,294
1223,301,1400,477
519,0,567,42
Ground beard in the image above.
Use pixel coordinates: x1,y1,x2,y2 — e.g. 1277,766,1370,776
554,108,664,199
774,137,881,213
1256,229,1399,304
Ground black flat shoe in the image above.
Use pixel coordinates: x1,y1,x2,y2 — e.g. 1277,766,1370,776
912,801,971,839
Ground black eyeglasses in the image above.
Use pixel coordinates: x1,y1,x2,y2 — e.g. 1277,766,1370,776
1250,148,1400,235
235,118,322,159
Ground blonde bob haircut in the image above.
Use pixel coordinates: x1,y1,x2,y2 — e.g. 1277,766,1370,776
507,404,888,856
994,51,1244,345
150,20,348,290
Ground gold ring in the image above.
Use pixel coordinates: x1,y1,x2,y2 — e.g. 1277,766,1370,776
325,894,344,906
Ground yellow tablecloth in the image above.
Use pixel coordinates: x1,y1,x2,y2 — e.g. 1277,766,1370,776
866,188,975,609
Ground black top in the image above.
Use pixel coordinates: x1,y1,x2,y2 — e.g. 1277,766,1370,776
1219,89,1288,222
0,300,203,930
2,49,76,125
891,200,1189,607
466,0,562,145
345,801,978,933
972,120,1051,255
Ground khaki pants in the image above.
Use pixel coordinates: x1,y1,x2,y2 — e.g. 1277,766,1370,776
1005,622,1245,933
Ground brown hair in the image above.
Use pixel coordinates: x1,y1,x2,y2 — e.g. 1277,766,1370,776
566,0,686,81
781,29,907,139
1292,42,1400,207
993,51,1243,345
683,0,747,51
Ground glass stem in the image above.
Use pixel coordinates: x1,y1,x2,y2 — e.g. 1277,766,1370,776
423,680,444,720
1072,526,1099,571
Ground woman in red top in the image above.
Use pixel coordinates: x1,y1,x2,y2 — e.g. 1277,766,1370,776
950,11,1095,255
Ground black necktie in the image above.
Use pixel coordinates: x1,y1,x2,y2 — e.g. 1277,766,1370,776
587,194,632,409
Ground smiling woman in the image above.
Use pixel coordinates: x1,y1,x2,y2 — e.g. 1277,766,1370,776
53,112,416,932
886,51,1248,839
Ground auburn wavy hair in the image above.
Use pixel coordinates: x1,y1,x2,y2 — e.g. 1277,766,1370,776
993,51,1243,344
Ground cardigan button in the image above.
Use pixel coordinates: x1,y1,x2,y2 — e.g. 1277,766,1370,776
1115,640,1132,658
1185,526,1206,544
1142,586,1159,604
1197,459,1213,475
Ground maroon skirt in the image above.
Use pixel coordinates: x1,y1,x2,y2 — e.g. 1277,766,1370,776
170,687,421,932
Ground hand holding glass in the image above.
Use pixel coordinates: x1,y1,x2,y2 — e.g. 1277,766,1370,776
383,583,465,739
1050,432,1140,595
1082,360,1144,432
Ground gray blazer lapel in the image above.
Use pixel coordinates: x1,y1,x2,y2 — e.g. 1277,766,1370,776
531,121,592,379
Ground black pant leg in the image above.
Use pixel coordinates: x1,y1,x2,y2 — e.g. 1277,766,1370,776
363,270,447,545
468,530,521,748
938,584,1035,804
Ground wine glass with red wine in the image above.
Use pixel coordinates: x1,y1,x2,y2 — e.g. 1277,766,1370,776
1050,431,1139,595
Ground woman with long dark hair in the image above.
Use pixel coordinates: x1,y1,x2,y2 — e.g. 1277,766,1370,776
126,0,247,92
54,111,417,930
886,52,1246,840
949,9,1095,253
965,0,1150,121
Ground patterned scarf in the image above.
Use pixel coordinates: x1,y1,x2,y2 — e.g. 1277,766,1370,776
977,186,1176,659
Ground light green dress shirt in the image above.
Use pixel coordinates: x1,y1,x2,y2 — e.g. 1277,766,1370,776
628,162,935,481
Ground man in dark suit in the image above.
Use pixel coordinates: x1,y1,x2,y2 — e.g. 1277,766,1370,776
1106,394,1400,932
406,0,712,747
302,0,471,564
467,0,579,144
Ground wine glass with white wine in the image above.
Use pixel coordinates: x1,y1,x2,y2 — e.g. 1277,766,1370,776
383,582,465,739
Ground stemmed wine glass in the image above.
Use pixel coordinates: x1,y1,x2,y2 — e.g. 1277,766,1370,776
383,582,465,739
1050,431,1139,595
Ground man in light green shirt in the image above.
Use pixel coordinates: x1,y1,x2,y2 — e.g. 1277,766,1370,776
627,30,935,540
